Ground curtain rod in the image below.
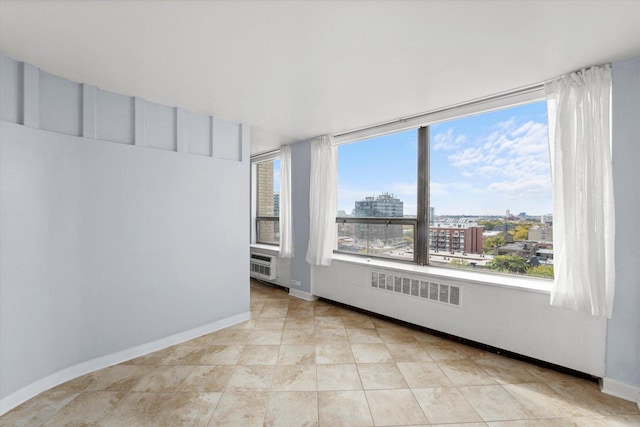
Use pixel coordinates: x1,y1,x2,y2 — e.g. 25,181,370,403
334,62,611,140
250,148,280,160
333,82,545,139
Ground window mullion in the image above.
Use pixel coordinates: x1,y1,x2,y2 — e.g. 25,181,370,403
416,126,429,265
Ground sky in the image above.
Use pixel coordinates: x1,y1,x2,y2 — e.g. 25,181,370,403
337,101,552,217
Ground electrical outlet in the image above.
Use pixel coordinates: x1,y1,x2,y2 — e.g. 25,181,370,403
291,279,302,287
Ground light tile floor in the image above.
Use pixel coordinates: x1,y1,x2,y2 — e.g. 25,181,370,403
2,279,639,426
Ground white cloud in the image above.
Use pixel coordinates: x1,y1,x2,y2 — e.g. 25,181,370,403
432,128,466,150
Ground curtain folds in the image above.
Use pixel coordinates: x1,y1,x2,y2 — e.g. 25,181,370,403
278,145,294,258
545,64,615,318
306,135,338,266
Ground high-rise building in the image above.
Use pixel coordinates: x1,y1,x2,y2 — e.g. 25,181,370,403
353,193,404,245
256,161,276,243
273,192,280,216
353,193,403,217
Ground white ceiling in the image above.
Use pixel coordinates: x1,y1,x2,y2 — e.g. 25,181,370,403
1,1,639,155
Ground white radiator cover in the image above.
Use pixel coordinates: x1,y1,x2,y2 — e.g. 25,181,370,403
250,253,276,280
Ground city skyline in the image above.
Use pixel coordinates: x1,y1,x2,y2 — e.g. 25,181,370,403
338,101,552,217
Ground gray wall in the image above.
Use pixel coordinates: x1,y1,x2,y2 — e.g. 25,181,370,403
607,55,640,390
0,53,250,404
289,140,312,294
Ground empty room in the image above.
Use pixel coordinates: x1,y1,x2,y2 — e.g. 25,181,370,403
1,1,639,426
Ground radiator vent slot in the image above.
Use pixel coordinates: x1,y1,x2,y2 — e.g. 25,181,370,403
250,253,276,280
370,271,462,307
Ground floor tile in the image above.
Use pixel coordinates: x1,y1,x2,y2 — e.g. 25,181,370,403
226,365,275,391
351,343,394,363
316,364,363,391
318,390,373,427
282,329,316,345
238,345,280,365
272,365,317,391
0,390,79,427
412,387,482,424
358,363,408,389
100,391,173,425
397,361,453,388
347,328,383,343
546,380,640,417
503,382,596,418
316,341,355,364
366,389,428,425
198,345,244,365
248,329,283,345
154,392,221,427
179,365,235,392
438,359,497,386
315,316,345,329
278,344,316,364
2,280,635,427
208,391,269,427
264,391,318,427
474,357,540,384
130,365,193,392
386,342,433,362
458,385,534,421
40,391,124,426
85,364,154,391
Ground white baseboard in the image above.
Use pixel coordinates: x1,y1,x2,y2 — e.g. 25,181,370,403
289,288,318,301
601,377,640,409
0,311,250,416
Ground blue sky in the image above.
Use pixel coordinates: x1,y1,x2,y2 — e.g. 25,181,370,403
337,101,552,217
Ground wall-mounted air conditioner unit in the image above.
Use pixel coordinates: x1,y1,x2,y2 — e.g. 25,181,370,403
250,253,277,280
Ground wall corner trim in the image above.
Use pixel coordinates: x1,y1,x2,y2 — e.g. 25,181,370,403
0,311,250,417
601,377,640,406
289,288,318,302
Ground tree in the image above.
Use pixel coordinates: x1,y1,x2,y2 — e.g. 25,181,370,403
527,264,554,278
487,255,528,274
483,235,505,253
511,223,533,241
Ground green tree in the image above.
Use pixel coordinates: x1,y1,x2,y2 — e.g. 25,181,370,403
527,264,554,278
487,255,528,274
483,235,505,253
510,223,533,241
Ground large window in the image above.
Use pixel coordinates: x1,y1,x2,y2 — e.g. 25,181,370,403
337,100,554,278
255,158,280,245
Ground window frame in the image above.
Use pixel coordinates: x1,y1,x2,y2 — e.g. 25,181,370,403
251,152,280,246
334,91,551,276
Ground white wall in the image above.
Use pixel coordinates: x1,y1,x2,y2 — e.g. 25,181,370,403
0,54,250,412
313,260,606,375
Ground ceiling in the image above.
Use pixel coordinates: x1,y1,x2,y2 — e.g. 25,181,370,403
1,1,639,155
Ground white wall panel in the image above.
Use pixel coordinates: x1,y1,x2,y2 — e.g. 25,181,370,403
39,71,82,137
0,55,22,124
144,101,176,151
185,111,212,157
96,88,134,145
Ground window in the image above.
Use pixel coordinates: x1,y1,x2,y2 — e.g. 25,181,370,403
337,129,417,261
255,158,280,245
337,100,554,278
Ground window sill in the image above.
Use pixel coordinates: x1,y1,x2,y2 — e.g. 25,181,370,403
330,253,552,295
250,243,280,254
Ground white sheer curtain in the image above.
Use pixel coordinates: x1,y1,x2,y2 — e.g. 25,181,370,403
306,135,337,266
278,145,294,258
545,64,615,318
